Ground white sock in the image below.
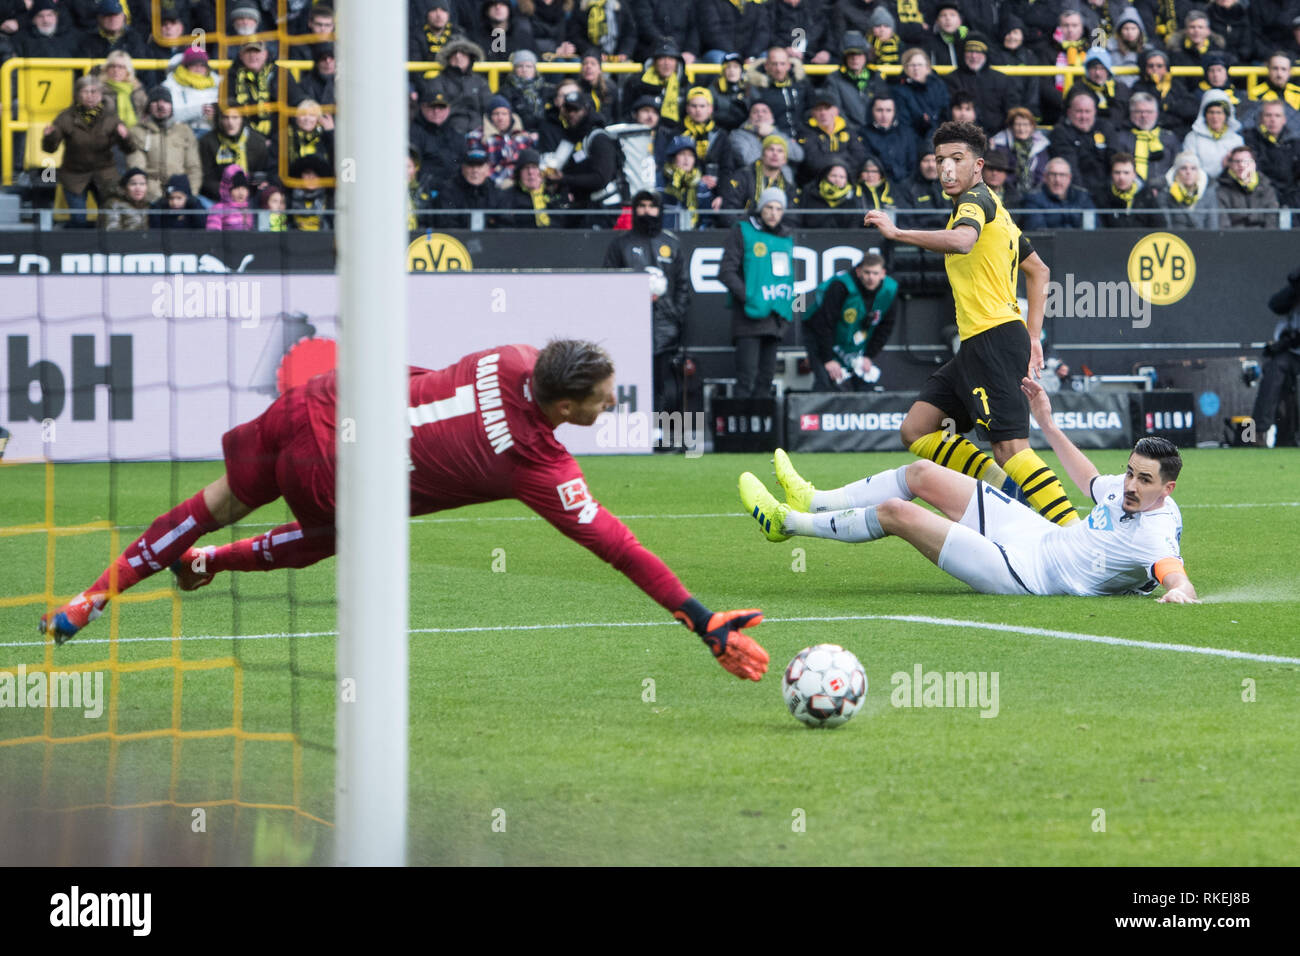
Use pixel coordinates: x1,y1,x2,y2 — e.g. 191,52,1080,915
785,506,886,542
810,465,914,512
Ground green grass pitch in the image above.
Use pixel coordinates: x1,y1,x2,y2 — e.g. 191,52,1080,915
1,449,1298,865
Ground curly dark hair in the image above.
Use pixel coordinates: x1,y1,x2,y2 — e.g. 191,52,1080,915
532,339,615,405
931,120,987,159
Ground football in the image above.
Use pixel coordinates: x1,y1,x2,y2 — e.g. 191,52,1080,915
782,644,868,728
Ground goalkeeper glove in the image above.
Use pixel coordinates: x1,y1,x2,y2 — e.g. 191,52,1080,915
674,598,769,681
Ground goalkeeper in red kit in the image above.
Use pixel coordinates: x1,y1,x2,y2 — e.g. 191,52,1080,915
39,340,769,681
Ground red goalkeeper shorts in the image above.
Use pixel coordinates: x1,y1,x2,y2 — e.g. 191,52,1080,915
221,388,336,532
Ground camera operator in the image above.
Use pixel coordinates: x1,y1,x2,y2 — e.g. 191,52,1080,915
1250,265,1300,447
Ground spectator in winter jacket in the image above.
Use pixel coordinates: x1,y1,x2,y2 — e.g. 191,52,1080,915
471,0,536,59
569,0,638,61
546,90,620,226
149,174,206,229
928,1,968,68
773,0,834,65
1215,145,1281,228
288,155,334,231
990,105,1050,193
280,99,335,172
1155,149,1216,227
432,147,501,230
206,163,254,230
1246,52,1300,114
199,106,271,201
409,90,464,191
77,0,147,60
1047,87,1113,193
1196,50,1243,115
799,156,869,227
708,52,751,131
721,134,800,219
625,39,687,129
1020,156,1095,229
97,50,146,130
858,155,903,211
681,87,736,192
893,47,950,143
981,149,1023,208
747,45,816,139
467,94,539,187
290,43,337,111
1078,47,1131,125
998,14,1042,121
501,51,549,133
661,136,716,229
699,0,772,61
944,32,1017,136
431,37,492,136
100,167,150,231
729,99,805,178
222,40,280,140
868,5,902,66
409,0,465,63
861,92,917,184
903,148,948,225
1133,48,1200,137
163,47,221,138
1106,6,1147,87
798,88,868,186
41,75,131,227
1243,101,1300,206
824,31,881,134
12,0,78,59
525,0,577,59
1093,151,1163,226
1206,0,1255,67
631,0,701,63
1182,88,1244,173
1110,92,1181,185
493,148,562,228
127,86,202,202
579,53,623,123
1167,10,1229,83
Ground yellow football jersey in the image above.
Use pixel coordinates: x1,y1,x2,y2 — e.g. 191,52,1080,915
944,182,1035,340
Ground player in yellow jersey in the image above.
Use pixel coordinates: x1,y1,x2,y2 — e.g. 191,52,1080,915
865,121,1079,526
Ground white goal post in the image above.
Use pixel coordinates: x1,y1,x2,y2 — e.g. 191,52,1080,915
334,0,410,865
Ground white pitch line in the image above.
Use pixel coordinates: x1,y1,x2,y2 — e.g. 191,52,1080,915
3,613,1297,666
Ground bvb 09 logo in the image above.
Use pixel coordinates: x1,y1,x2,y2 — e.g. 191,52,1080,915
1127,232,1195,306
406,233,473,272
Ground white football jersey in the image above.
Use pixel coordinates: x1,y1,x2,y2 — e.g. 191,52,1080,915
1035,475,1183,596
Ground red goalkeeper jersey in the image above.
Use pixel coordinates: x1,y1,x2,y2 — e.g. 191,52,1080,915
300,344,689,611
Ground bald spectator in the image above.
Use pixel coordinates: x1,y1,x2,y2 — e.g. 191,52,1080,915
1048,87,1112,193
1020,157,1095,229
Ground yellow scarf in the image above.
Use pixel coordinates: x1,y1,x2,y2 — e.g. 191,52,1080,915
1131,128,1163,182
422,23,453,58
1184,37,1209,56
215,129,250,173
526,186,551,227
1156,0,1177,38
1151,74,1172,99
684,116,715,161
103,79,136,128
863,181,894,208
642,65,681,123
1110,182,1139,206
586,0,610,46
750,160,783,205
173,64,216,90
817,179,853,206
1258,125,1279,145
1082,76,1115,111
666,165,701,227
75,103,103,128
1247,78,1300,111
1230,169,1259,192
872,35,900,66
1198,80,1240,107
812,114,848,148
1168,180,1198,205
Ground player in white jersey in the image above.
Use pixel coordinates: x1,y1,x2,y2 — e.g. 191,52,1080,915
738,376,1199,602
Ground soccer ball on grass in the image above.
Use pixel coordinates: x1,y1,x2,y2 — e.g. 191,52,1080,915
782,644,867,728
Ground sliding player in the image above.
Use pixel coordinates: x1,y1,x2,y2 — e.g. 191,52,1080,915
739,376,1198,601
40,340,769,680
865,120,1078,526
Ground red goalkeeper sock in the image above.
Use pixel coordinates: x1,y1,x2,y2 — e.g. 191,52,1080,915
91,490,219,595
203,522,336,573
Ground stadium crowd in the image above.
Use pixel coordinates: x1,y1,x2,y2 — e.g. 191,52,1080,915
7,0,1300,229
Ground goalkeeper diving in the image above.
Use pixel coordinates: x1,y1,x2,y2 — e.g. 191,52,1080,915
39,340,769,680
740,376,1198,601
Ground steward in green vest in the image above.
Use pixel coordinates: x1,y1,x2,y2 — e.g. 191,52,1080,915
718,188,798,398
804,253,898,391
